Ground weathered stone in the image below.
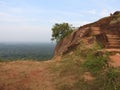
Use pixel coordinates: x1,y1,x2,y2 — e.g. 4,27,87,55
54,11,120,57
113,11,120,15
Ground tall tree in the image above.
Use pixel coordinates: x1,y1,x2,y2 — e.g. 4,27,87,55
51,23,73,43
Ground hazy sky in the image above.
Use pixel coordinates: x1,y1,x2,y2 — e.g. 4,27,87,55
0,0,119,43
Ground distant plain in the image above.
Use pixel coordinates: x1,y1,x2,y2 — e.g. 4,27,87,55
0,43,55,61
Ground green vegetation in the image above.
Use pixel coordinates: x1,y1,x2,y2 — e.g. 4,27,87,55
0,42,119,90
83,56,107,74
0,43,55,61
80,43,108,74
51,23,73,43
49,42,120,90
49,56,84,90
78,42,120,90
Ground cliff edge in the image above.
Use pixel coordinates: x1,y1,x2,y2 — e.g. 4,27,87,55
54,11,120,57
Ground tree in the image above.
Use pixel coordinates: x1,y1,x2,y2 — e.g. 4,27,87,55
51,23,73,43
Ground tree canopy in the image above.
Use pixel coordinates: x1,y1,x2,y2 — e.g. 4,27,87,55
51,23,73,43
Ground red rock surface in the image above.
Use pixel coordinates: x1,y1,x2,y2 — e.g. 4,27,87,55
54,11,120,57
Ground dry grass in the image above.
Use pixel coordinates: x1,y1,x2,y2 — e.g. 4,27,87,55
0,54,119,90
0,58,86,90
0,60,55,90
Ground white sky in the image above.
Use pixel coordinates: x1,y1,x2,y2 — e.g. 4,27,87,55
0,0,119,43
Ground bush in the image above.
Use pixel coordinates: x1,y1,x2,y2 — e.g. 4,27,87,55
94,68,120,90
51,23,73,42
83,56,107,74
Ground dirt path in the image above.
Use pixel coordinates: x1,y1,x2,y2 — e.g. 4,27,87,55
0,60,55,90
109,54,120,67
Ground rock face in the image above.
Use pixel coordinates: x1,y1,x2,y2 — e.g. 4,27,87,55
54,11,120,57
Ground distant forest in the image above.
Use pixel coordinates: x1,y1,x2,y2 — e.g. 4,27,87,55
0,43,55,61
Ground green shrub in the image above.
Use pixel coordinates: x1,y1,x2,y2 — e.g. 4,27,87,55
105,68,120,90
95,68,120,90
77,42,108,74
83,55,107,74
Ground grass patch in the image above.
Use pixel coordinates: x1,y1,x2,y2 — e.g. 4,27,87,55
75,42,109,74
50,56,83,77
50,41,120,90
49,55,85,90
94,67,120,90
83,56,108,74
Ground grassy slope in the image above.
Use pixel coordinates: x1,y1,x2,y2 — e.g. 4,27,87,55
0,60,56,90
0,57,120,90
0,59,91,90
